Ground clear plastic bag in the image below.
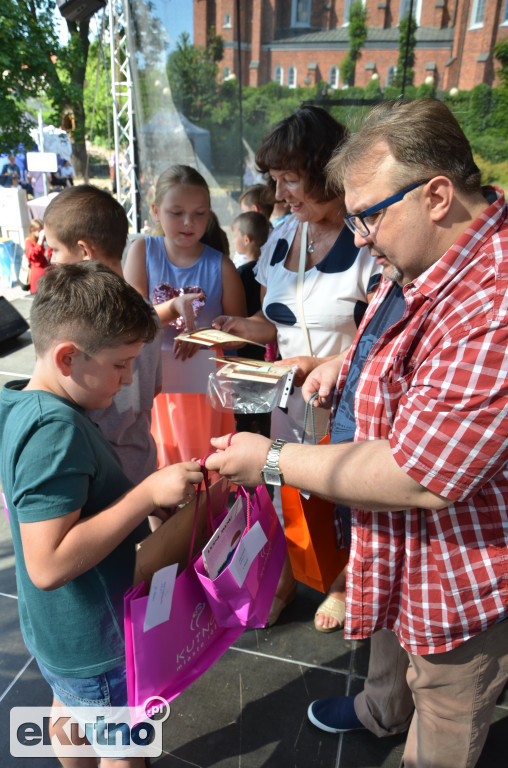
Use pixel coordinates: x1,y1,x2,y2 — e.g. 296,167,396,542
207,361,295,414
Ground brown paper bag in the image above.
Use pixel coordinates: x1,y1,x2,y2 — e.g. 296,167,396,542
133,475,230,588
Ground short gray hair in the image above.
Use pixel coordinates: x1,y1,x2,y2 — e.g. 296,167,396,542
327,98,481,194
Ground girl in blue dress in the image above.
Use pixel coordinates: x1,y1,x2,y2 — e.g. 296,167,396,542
125,165,246,465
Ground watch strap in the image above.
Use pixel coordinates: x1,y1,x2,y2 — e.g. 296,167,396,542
261,438,288,485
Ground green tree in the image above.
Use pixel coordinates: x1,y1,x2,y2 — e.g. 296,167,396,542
0,0,94,175
84,38,112,149
341,1,367,87
493,40,508,88
0,0,60,153
166,30,223,124
56,11,92,174
394,13,417,91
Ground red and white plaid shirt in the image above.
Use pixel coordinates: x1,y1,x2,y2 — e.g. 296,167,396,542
337,187,508,654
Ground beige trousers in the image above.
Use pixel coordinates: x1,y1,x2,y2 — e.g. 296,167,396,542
354,629,414,737
354,621,508,768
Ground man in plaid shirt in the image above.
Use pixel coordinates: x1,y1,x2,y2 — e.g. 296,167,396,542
206,98,508,767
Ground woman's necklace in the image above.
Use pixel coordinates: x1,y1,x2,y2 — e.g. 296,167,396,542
306,225,328,254
307,205,345,253
307,224,320,253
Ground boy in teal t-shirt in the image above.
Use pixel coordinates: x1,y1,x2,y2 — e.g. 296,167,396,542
0,262,203,767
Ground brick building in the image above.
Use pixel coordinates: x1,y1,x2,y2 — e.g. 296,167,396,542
193,0,508,91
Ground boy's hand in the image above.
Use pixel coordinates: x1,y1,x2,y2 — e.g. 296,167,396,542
20,463,201,591
150,462,203,509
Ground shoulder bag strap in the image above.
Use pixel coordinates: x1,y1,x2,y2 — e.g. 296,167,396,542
296,221,314,357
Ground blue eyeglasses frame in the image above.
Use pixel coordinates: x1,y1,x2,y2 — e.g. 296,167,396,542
344,179,431,237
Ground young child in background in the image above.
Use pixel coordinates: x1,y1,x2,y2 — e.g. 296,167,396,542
124,164,246,465
239,183,275,220
236,184,274,266
232,211,270,325
231,211,271,436
240,181,290,230
44,185,162,488
24,218,51,294
0,262,202,766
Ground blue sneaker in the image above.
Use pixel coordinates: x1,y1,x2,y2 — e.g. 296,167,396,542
307,696,365,733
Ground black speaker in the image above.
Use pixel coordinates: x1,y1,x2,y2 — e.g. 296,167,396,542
0,297,29,344
56,0,106,23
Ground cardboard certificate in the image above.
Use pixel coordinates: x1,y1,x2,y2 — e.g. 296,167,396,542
202,497,246,579
213,357,295,384
176,327,265,348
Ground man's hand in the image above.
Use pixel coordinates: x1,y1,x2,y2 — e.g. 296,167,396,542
275,355,320,387
206,431,453,513
301,356,344,408
206,433,272,487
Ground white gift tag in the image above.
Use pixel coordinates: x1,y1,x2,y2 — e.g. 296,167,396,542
229,521,267,588
143,563,178,632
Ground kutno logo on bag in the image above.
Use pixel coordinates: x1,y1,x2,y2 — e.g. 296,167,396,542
10,698,169,758
176,601,219,670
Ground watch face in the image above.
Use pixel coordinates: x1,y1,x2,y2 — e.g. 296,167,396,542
261,469,284,487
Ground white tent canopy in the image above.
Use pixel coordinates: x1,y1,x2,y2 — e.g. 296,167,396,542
29,124,73,162
140,111,212,170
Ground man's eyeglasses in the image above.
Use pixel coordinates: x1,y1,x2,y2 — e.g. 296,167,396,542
344,179,431,237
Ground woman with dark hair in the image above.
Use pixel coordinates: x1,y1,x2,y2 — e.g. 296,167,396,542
213,106,381,628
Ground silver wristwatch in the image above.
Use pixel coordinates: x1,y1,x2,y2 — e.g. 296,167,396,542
261,438,288,486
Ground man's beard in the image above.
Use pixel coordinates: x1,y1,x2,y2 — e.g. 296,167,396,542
384,263,404,284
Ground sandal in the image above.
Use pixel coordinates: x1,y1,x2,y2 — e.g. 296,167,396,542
314,595,345,633
265,583,297,627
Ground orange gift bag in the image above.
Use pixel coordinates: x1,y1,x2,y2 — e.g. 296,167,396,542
280,396,348,593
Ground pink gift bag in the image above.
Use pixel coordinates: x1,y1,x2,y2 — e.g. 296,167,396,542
194,486,287,628
124,561,243,719
124,470,244,720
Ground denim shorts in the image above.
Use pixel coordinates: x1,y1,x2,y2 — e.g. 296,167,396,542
35,659,138,760
36,658,128,709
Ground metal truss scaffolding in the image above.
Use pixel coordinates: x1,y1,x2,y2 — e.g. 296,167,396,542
108,0,138,232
